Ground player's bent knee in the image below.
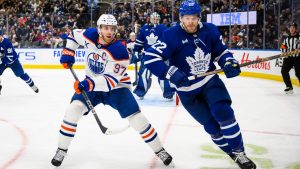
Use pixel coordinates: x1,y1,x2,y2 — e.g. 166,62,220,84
203,118,221,135
211,101,234,122
127,112,149,132
64,100,88,123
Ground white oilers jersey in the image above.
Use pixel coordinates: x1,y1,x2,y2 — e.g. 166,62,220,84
65,28,131,92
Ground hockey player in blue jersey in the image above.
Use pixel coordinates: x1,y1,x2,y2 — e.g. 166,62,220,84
144,1,256,169
51,14,173,167
0,30,39,94
132,12,175,100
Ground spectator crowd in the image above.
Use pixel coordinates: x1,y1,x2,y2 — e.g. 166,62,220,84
0,0,296,49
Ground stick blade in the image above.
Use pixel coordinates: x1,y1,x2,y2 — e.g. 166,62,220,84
104,125,130,135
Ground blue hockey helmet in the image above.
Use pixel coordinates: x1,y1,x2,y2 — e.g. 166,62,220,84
179,0,201,17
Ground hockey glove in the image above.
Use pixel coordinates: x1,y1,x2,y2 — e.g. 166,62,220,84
165,66,190,88
74,78,95,94
60,48,75,69
2,57,15,65
223,59,241,78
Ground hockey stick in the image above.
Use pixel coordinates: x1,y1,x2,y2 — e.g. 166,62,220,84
188,49,300,80
69,67,129,135
131,49,138,86
133,62,138,86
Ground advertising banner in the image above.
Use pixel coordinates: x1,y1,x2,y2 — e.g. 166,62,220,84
207,11,257,26
17,48,298,83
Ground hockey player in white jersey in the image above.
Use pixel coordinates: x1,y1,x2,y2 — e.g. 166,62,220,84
51,14,173,167
132,12,175,100
144,1,256,169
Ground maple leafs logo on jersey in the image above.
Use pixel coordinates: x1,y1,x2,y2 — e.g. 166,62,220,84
186,47,211,75
146,33,158,45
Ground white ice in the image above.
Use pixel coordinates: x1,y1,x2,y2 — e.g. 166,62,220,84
0,69,299,169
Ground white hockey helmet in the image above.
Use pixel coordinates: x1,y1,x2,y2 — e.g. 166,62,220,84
129,32,136,36
97,14,118,27
97,14,118,42
150,12,160,24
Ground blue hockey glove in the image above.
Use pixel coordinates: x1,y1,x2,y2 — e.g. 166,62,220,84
223,59,241,78
60,48,75,69
165,66,190,88
2,56,15,65
74,78,95,94
130,52,140,64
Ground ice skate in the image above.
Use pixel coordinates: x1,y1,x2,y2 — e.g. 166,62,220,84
284,87,293,94
31,85,39,93
133,87,146,99
163,92,174,102
156,148,174,167
230,152,256,169
164,94,174,102
51,148,67,167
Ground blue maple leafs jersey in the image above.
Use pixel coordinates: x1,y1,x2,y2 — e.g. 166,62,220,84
133,24,168,53
144,22,235,94
0,38,18,65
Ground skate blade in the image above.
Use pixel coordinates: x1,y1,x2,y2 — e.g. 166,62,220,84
285,90,294,94
164,98,174,102
166,161,175,168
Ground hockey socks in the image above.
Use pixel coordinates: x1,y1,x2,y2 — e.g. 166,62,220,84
220,118,244,152
20,73,39,93
127,113,174,166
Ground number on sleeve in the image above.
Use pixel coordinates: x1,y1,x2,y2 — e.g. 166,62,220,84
114,63,126,75
151,40,167,54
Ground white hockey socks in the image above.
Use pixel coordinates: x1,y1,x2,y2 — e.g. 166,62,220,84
127,112,163,153
58,100,87,150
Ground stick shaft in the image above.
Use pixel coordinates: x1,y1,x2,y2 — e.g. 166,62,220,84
69,67,108,134
188,49,300,80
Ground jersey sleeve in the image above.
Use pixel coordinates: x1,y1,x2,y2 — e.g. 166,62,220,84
144,30,175,79
65,29,85,51
3,39,18,63
208,24,234,67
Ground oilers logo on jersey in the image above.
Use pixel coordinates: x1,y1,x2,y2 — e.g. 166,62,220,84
87,50,108,74
186,47,211,74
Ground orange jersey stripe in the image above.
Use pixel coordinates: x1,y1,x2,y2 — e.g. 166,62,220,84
120,76,130,82
105,76,116,88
